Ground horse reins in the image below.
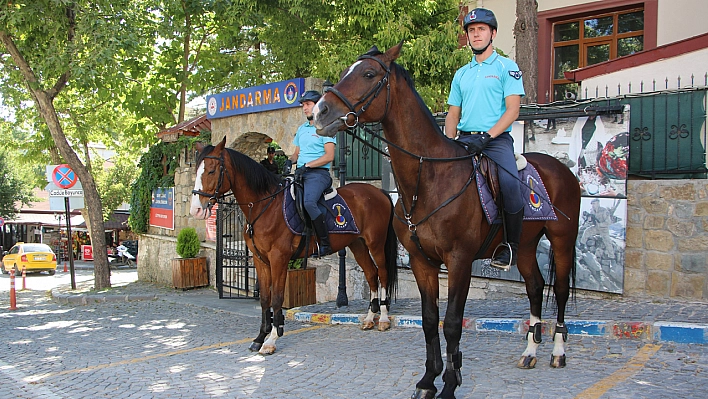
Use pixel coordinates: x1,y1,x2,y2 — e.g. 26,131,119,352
324,55,572,264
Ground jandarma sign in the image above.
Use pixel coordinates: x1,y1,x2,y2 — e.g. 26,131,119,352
206,78,305,119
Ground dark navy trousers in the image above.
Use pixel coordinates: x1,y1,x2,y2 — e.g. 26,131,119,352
302,168,332,219
460,132,523,213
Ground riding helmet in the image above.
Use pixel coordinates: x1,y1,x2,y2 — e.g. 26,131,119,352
299,90,322,104
463,8,498,31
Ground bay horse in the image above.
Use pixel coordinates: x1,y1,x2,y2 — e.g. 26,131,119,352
313,43,580,399
189,138,398,355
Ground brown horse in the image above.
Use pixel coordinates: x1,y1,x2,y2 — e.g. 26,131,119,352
190,138,398,355
313,43,580,399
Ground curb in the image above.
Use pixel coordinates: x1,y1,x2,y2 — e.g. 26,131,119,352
285,309,708,344
50,288,158,306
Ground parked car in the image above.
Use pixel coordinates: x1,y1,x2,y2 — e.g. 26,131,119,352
1,242,57,275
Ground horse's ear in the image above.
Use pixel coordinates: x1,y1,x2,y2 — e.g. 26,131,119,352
366,45,380,55
383,41,404,63
215,136,226,151
194,141,205,152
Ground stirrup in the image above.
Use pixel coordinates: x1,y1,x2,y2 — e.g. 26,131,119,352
490,242,513,271
311,242,331,258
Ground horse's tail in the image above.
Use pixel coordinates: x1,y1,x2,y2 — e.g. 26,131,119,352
382,189,398,300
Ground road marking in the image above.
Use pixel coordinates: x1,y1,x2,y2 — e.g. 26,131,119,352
575,343,662,399
28,324,326,382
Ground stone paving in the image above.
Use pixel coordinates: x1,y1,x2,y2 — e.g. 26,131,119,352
1,271,707,398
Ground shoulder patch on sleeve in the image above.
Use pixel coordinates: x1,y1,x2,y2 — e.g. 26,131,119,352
509,71,522,80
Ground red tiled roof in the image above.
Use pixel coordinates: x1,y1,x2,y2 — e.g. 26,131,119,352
157,114,211,141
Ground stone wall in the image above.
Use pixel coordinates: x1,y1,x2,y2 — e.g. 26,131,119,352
625,179,708,300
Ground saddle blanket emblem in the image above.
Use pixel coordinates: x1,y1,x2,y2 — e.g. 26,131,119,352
283,192,361,235
475,162,558,224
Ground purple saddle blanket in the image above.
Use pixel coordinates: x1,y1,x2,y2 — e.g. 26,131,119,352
475,160,558,224
283,189,360,235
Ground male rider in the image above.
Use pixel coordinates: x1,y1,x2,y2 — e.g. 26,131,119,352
288,90,336,257
444,8,525,271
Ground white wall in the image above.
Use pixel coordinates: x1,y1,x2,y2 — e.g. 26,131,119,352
580,48,708,96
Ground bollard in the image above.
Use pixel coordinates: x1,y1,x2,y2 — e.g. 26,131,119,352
22,265,27,290
9,268,17,311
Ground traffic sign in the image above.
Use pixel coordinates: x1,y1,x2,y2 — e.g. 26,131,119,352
0,217,4,227
52,164,78,189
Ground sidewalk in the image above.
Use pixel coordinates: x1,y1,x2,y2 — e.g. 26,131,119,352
49,267,708,345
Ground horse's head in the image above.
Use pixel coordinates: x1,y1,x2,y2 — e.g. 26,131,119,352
190,137,230,219
313,42,403,137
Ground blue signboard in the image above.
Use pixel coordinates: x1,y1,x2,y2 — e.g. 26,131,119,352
206,78,305,120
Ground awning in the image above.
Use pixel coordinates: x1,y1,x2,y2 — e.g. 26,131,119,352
5,213,83,227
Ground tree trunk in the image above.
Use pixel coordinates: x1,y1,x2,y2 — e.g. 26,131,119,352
0,31,111,289
514,0,539,104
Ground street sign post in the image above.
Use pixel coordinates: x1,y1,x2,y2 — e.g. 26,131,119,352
46,164,79,289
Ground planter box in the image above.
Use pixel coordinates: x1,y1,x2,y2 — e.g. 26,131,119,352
283,267,316,308
172,257,208,290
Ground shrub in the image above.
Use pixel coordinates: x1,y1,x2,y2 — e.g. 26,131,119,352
176,227,200,258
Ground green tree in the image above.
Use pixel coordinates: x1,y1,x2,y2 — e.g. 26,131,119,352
0,0,157,289
0,149,34,219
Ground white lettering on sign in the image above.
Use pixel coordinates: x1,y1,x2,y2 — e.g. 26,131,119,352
49,189,84,197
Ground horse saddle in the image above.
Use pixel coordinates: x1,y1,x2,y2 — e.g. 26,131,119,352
282,177,360,235
471,154,558,225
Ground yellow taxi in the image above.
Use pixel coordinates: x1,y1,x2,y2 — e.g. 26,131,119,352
1,242,57,275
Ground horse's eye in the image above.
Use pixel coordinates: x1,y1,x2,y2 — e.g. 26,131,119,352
207,169,216,175
364,71,375,79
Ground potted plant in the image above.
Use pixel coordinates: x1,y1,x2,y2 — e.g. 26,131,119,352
282,258,316,308
172,227,208,290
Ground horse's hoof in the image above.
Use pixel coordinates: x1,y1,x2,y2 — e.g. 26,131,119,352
411,388,437,399
248,342,262,352
517,355,537,369
361,321,375,330
259,345,276,356
550,354,566,368
378,321,391,331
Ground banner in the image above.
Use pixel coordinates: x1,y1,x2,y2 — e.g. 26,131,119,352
149,187,175,230
206,78,304,119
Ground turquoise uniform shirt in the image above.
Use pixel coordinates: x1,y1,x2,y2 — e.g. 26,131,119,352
447,52,525,133
293,121,337,169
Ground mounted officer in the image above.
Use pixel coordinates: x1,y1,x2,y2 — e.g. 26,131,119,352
444,8,526,270
287,90,336,257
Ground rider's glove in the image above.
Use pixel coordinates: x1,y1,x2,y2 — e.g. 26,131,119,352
467,132,492,155
283,159,293,175
294,166,308,178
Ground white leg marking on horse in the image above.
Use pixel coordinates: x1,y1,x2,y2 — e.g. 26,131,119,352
521,315,541,357
259,329,279,355
379,288,390,324
553,324,566,357
190,162,207,219
362,290,378,326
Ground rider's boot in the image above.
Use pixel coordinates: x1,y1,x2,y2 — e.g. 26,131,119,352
312,214,332,257
491,209,523,271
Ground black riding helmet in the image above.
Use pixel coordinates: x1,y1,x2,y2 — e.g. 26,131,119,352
299,90,322,104
463,8,498,55
463,8,498,31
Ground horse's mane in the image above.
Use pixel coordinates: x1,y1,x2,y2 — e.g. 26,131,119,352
362,47,445,136
196,145,282,196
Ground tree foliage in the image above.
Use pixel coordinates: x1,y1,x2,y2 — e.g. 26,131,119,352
0,149,34,219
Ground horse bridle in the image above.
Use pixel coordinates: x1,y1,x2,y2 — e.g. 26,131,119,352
324,54,391,127
191,154,228,206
